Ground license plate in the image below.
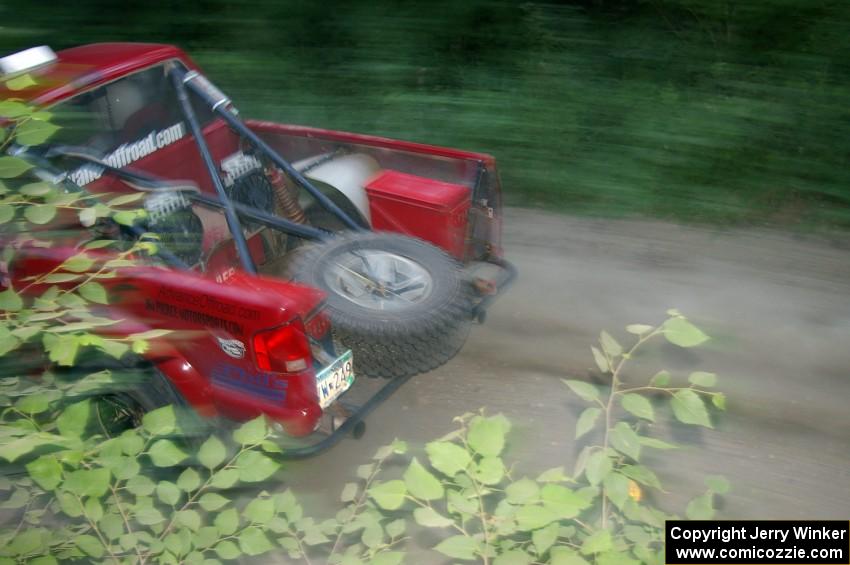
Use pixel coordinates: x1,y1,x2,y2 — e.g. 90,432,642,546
316,350,354,409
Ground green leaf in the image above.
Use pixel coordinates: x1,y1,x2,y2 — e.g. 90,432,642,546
210,468,239,489
142,405,177,436
433,535,480,560
590,346,609,373
580,530,612,555
233,415,268,445
238,527,274,556
386,518,405,539
57,399,90,437
148,439,188,467
214,508,239,536
505,478,539,504
213,540,241,560
603,472,630,508
60,254,95,273
0,204,14,224
515,504,559,531
78,281,108,304
620,393,654,421
85,497,103,522
609,422,641,461
368,480,407,510
599,330,622,357
618,464,662,490
126,475,155,496
235,450,280,482
0,100,31,118
0,156,33,178
23,204,56,225
107,193,146,206
705,475,730,494
371,551,405,565
638,436,678,450
562,379,600,403
540,484,589,519
686,491,715,519
0,326,21,355
414,506,454,528
494,550,533,565
662,317,709,347
584,451,612,485
0,289,23,311
671,389,712,427
244,498,275,525
15,118,59,146
626,324,653,335
471,456,504,485
425,440,471,477
404,457,444,500
199,492,229,511
16,391,57,414
25,455,62,490
362,522,384,549
447,489,478,515
177,467,201,492
113,210,140,226
467,414,509,457
341,482,358,502
7,527,47,555
597,551,641,565
177,509,202,532
532,522,559,556
5,73,37,91
712,392,727,410
689,371,717,387
75,534,105,558
198,435,227,469
43,273,80,284
157,481,181,505
575,407,601,439
63,468,111,498
536,467,570,483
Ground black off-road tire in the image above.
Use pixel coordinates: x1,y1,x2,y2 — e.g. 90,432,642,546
289,232,473,378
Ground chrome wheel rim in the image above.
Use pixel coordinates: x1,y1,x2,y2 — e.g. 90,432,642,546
324,250,433,311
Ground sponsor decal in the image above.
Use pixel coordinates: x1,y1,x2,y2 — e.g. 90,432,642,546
220,151,262,187
69,122,187,186
211,364,287,401
144,298,244,336
217,337,245,359
157,286,260,320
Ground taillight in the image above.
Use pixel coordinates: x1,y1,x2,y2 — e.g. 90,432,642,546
253,319,312,373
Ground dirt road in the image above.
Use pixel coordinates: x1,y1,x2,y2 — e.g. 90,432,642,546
284,207,850,525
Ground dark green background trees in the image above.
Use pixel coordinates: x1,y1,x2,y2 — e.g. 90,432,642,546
2,0,848,226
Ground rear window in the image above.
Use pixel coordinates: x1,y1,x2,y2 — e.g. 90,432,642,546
50,64,214,155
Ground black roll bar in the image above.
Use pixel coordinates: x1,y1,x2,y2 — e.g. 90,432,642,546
177,68,364,232
169,68,257,274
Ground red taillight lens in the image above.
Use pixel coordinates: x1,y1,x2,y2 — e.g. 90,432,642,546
253,319,312,373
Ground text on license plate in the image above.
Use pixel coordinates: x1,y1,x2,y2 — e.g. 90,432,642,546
316,350,354,409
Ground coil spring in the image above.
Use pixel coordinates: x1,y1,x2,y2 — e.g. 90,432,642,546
266,166,308,224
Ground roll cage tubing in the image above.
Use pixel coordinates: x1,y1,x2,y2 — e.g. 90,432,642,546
169,65,364,274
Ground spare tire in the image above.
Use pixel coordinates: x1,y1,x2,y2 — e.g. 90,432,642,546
289,232,473,378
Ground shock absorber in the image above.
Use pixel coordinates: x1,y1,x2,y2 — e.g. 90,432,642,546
266,165,309,224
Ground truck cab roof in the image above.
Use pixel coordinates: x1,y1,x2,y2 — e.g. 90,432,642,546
0,43,195,106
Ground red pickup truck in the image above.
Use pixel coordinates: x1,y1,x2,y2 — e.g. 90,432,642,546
0,43,514,454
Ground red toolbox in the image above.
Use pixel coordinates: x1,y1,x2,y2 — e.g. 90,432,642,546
365,170,471,260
